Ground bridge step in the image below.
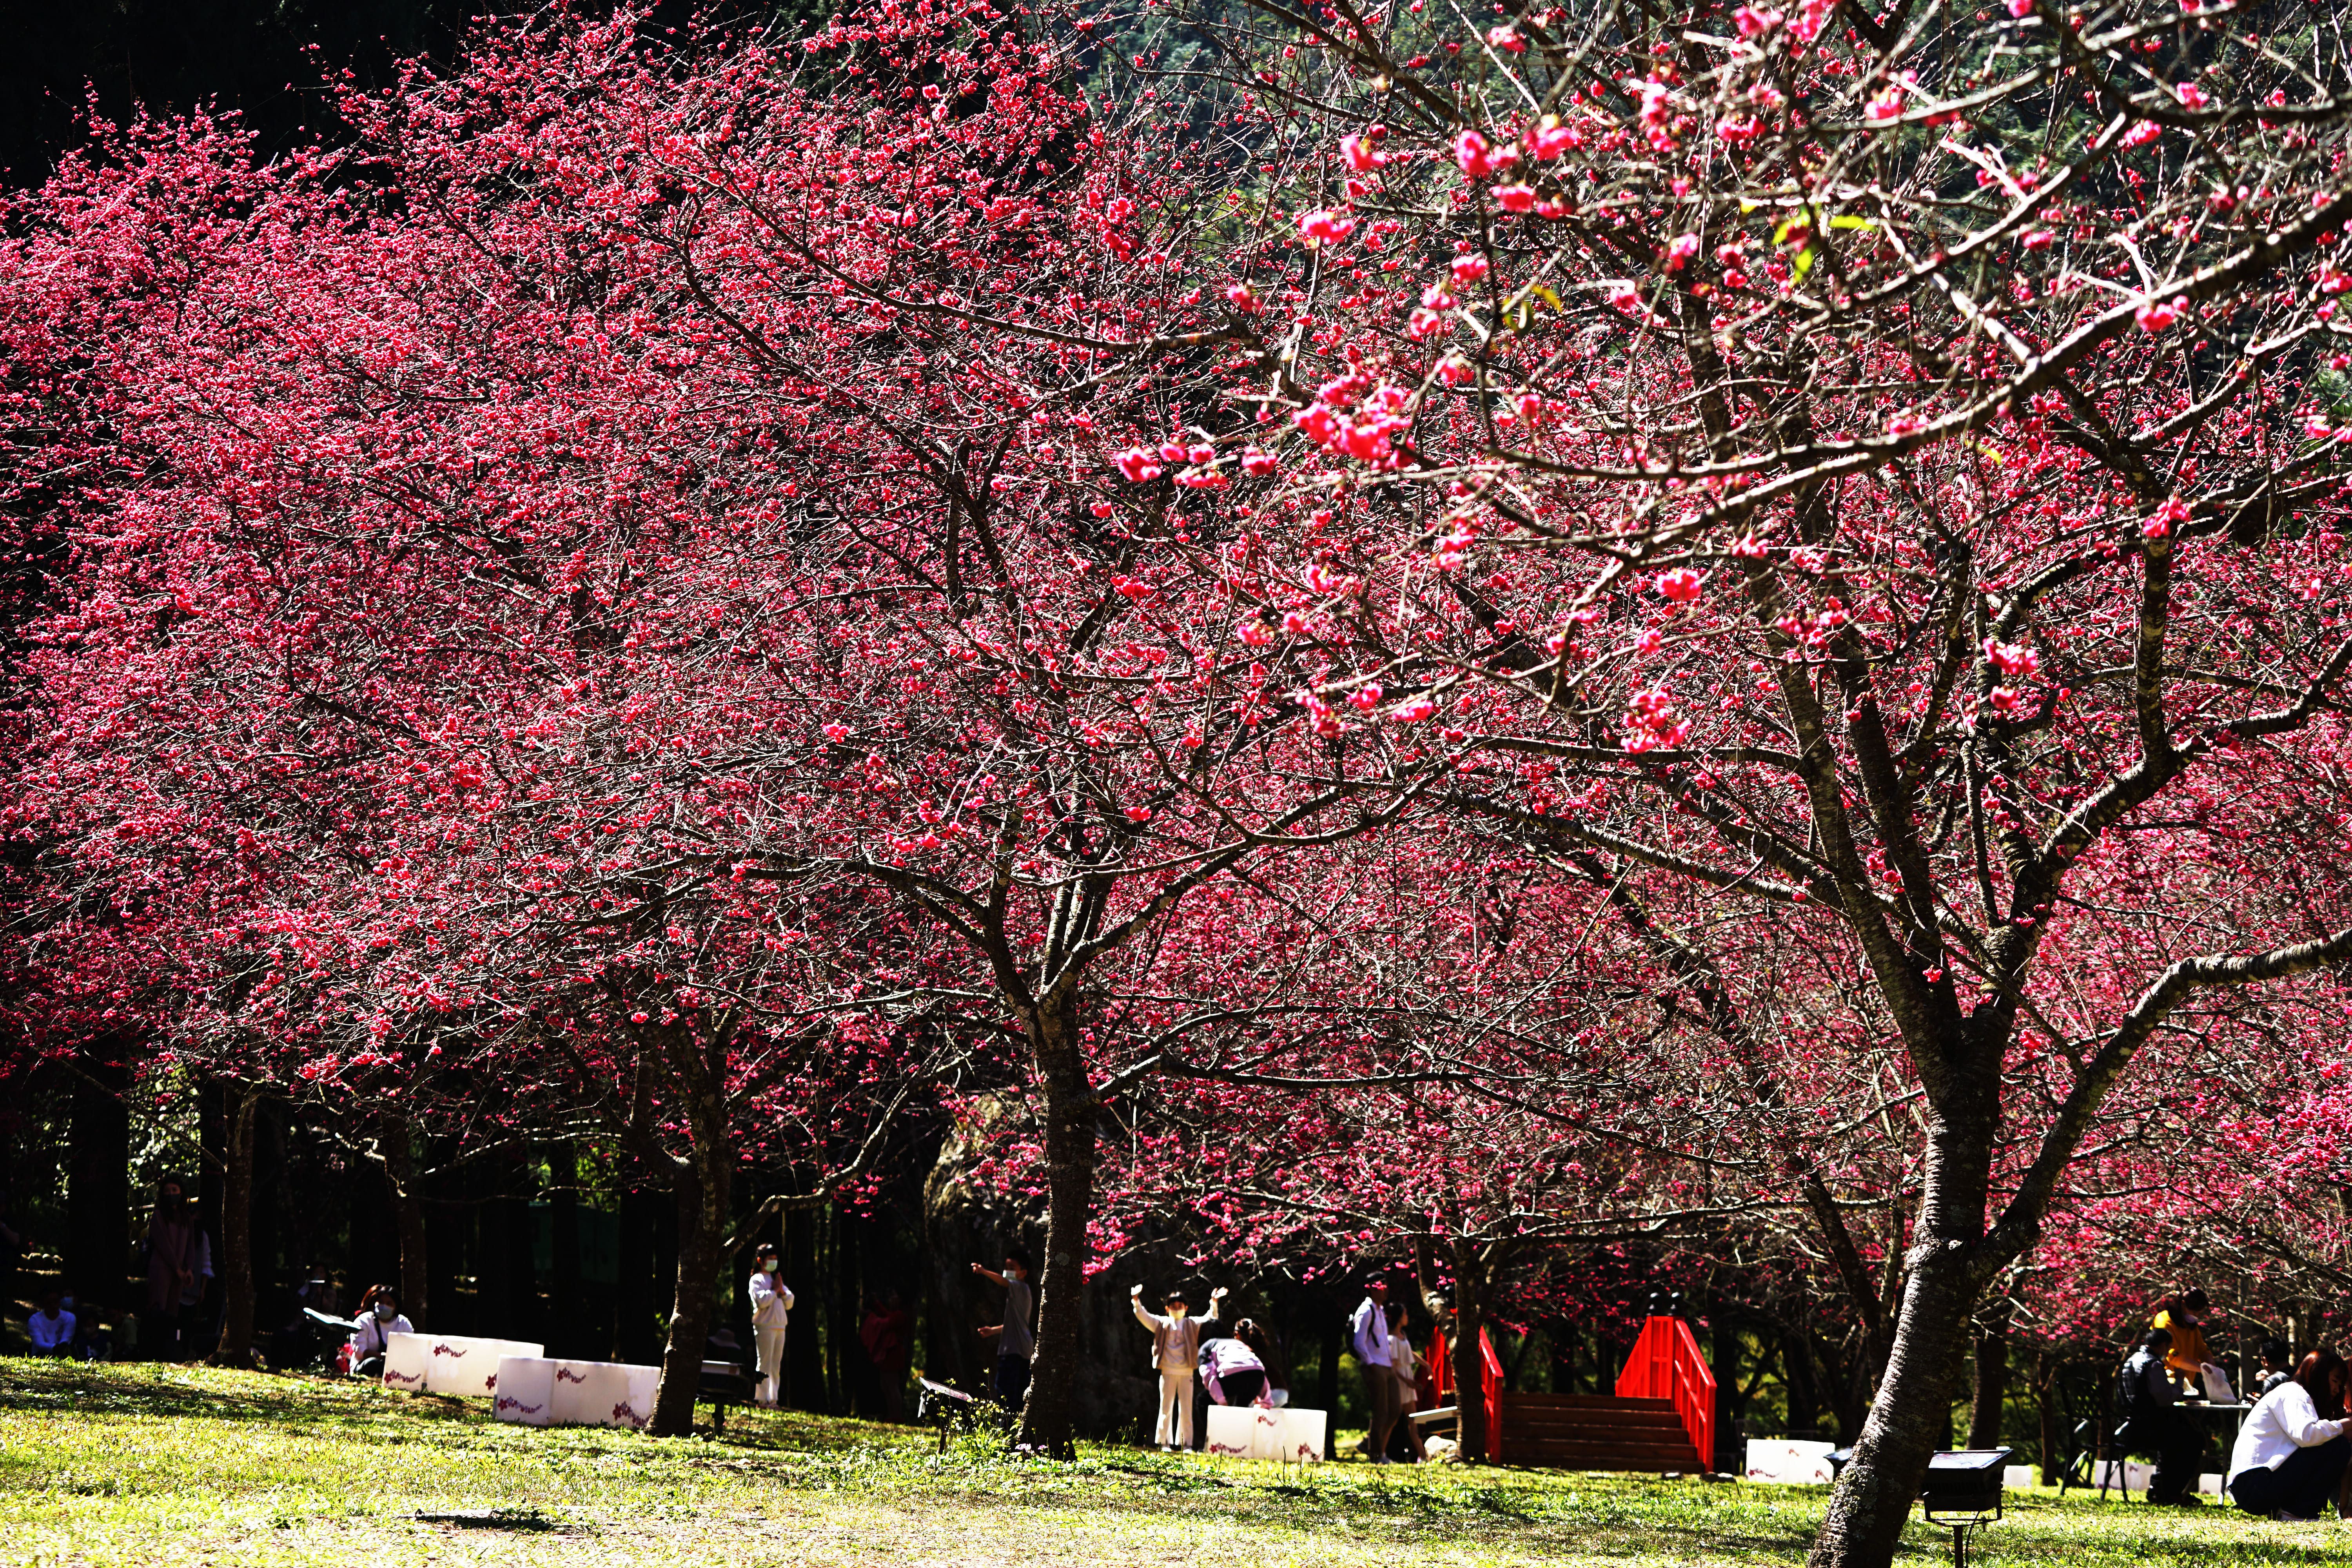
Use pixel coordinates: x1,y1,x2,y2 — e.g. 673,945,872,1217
1493,1393,1706,1471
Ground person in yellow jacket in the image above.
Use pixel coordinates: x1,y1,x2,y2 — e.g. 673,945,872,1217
2154,1289,2233,1400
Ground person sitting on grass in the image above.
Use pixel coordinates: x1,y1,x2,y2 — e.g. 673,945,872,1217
28,1289,75,1357
2120,1327,2202,1506
347,1285,410,1379
2229,1348,2351,1521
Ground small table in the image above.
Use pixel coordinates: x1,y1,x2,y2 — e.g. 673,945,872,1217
2180,1401,2256,1497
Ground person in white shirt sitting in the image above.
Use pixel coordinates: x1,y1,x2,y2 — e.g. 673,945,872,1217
28,1289,76,1356
2229,1348,2351,1520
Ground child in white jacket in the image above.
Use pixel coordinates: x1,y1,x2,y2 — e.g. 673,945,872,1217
1131,1283,1224,1450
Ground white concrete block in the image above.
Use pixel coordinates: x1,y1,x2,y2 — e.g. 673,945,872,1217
1276,1406,1327,1463
1746,1439,1837,1485
493,1357,557,1425
421,1336,546,1397
381,1331,430,1393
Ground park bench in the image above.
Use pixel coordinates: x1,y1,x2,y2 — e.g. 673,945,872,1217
697,1358,758,1430
916,1375,980,1451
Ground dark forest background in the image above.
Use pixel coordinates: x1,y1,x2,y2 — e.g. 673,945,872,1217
0,0,821,189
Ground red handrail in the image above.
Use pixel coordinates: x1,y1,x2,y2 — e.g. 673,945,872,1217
1613,1315,1715,1470
1479,1326,1505,1462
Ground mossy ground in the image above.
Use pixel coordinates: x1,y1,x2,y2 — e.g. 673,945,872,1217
2,1357,2343,1566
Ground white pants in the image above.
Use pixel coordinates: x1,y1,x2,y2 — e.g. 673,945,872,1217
756,1326,787,1407
1156,1366,1194,1448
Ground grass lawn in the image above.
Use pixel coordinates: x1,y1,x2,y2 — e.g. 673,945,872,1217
2,1358,2346,1566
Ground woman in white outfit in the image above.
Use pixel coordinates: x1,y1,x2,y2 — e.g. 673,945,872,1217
2228,1348,2351,1520
748,1244,793,1408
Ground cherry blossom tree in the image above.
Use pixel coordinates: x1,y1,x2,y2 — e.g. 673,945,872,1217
1122,0,2352,1556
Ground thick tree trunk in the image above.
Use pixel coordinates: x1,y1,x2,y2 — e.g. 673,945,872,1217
381,1117,428,1325
1806,1232,1982,1567
1016,995,1097,1457
211,1088,259,1365
1806,1100,1994,1568
1967,1297,2014,1449
648,1094,733,1437
1452,1245,1488,1462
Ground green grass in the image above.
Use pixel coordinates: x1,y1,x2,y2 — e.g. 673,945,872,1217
1,1357,2346,1566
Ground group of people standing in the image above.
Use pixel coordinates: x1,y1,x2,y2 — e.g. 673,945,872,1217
2117,1287,2352,1520
1351,1277,1437,1464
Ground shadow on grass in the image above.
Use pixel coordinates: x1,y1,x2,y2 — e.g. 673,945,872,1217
0,1354,924,1456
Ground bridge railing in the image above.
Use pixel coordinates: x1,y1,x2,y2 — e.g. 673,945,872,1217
1612,1313,1715,1468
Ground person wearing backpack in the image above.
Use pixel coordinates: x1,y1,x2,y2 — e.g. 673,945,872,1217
2120,1328,2202,1504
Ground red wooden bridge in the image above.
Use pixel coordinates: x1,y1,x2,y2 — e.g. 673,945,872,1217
1428,1314,1715,1472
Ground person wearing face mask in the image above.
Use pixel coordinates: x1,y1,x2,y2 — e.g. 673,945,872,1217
347,1285,412,1378
748,1243,793,1408
973,1248,1038,1416
1131,1282,1225,1452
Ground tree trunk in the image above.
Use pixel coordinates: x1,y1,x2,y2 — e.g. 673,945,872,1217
1713,1307,1742,1473
788,1204,824,1410
616,1183,659,1362
211,1087,259,1365
1316,1318,1341,1458
2031,1350,2058,1484
549,1142,581,1358
1967,1297,2014,1449
648,1089,733,1437
381,1116,428,1325
1451,1245,1489,1462
1784,1328,1822,1438
1806,1240,1981,1568
65,1045,130,1316
1016,995,1097,1457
